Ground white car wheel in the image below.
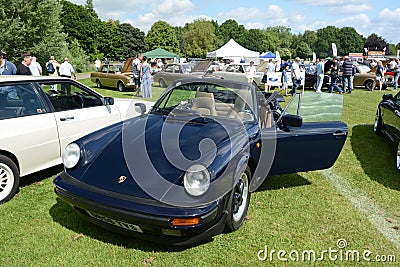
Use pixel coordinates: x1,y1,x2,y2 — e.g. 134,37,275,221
0,155,19,204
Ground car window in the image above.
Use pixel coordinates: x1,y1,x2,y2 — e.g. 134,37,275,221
0,83,47,120
285,92,343,122
225,65,235,72
102,66,109,73
174,65,181,73
39,81,103,112
165,65,174,73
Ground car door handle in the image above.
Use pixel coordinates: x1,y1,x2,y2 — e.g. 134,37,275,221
395,110,400,117
60,116,74,121
333,131,347,137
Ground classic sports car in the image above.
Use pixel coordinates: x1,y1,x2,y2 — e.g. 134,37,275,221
154,61,211,88
213,61,267,89
54,78,348,245
374,92,400,171
0,76,152,203
90,59,135,92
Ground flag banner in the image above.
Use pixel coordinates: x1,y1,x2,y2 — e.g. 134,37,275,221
332,43,337,57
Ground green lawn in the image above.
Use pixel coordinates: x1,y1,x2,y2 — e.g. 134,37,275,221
1,82,400,266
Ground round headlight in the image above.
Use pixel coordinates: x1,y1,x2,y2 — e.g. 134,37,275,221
63,143,81,169
184,164,210,196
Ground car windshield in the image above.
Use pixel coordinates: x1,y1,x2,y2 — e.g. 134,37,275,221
358,64,371,73
284,92,343,122
182,65,192,73
151,81,256,122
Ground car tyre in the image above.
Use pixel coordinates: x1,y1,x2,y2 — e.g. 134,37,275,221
96,79,102,88
0,155,19,204
365,80,373,90
117,81,125,92
373,108,382,135
225,166,251,232
159,79,167,88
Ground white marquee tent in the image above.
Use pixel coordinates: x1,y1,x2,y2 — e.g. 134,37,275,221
206,39,260,63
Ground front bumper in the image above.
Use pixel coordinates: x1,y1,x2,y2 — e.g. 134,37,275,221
53,172,229,246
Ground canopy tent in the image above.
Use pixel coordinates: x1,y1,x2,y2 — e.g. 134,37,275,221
259,51,276,59
142,48,179,59
206,39,259,60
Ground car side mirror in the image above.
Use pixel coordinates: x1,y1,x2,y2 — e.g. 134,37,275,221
282,114,302,127
134,103,146,115
382,94,393,101
104,97,114,105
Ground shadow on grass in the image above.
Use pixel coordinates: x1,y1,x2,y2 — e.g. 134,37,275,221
256,173,312,192
351,124,400,190
49,198,211,252
19,165,63,187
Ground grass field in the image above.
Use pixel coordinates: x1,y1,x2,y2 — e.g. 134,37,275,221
1,81,400,266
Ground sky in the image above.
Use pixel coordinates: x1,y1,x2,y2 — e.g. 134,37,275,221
69,0,400,45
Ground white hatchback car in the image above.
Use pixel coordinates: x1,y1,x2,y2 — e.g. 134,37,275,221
0,76,152,203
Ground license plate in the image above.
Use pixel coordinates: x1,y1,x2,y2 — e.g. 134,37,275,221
87,211,143,233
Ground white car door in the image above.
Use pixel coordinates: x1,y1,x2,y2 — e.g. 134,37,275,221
38,80,121,152
0,83,60,177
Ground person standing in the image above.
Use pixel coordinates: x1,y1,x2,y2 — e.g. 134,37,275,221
94,58,101,72
16,52,33,75
315,58,325,93
394,58,400,91
264,59,276,92
281,64,289,96
133,53,143,96
59,58,76,79
245,61,256,84
291,57,302,95
0,48,16,75
29,56,42,76
372,61,384,91
140,56,152,98
46,56,60,76
341,56,354,93
328,57,343,94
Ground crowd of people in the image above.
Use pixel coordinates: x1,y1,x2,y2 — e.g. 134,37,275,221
0,48,76,80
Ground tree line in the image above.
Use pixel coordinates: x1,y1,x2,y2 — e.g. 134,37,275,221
1,0,399,72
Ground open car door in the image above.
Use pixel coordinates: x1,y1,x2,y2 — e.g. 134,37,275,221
250,92,348,191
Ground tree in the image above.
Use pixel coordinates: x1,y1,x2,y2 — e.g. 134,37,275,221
216,19,246,46
241,29,267,52
145,21,180,54
338,27,364,55
119,23,147,59
315,26,340,58
294,41,313,59
364,34,389,54
0,0,70,67
182,19,218,58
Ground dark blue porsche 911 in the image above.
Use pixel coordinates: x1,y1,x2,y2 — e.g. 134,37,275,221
54,77,348,245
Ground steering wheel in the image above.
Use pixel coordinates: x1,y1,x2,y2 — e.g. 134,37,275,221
65,95,84,109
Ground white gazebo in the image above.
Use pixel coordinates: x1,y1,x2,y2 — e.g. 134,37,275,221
206,39,260,63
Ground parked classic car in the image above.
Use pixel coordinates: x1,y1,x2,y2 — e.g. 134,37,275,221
374,92,400,171
0,76,152,203
213,62,267,88
54,78,348,245
353,63,388,90
90,59,135,92
154,61,211,88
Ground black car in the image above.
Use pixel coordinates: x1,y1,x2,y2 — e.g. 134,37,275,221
304,64,332,90
374,92,400,171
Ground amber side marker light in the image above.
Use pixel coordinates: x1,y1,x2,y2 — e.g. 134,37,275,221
172,218,200,226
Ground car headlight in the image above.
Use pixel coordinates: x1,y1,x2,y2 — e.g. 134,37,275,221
184,164,210,196
62,143,81,169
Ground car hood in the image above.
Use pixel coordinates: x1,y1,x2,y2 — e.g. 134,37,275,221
70,114,246,200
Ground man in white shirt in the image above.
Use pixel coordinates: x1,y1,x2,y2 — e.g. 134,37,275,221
59,58,76,95
29,56,42,76
315,58,325,93
291,57,302,95
245,61,256,84
59,58,76,79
